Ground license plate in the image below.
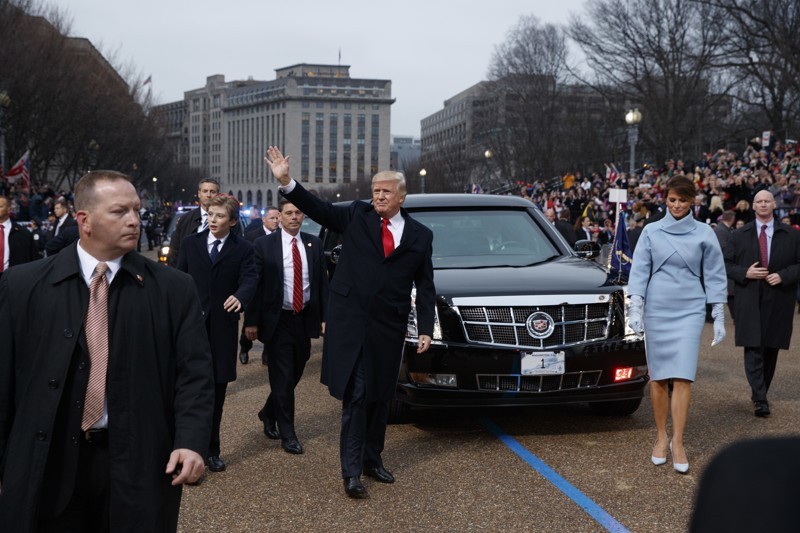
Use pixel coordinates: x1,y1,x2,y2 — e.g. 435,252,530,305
521,351,565,375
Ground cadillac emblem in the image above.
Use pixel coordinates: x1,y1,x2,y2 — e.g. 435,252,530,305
525,311,555,339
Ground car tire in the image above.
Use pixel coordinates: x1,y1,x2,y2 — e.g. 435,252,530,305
387,397,411,424
589,398,642,416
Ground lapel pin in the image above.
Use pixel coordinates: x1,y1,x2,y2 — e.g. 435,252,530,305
135,274,144,285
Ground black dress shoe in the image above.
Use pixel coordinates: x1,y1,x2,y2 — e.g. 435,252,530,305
364,465,395,484
343,476,368,498
754,401,771,417
239,351,249,364
281,437,304,455
257,411,280,439
206,455,226,472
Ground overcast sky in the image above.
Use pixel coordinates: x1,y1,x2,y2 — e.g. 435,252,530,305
61,0,586,137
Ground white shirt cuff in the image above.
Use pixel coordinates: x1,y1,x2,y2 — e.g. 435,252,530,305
280,179,297,194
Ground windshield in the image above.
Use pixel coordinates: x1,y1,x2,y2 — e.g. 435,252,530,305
411,208,560,268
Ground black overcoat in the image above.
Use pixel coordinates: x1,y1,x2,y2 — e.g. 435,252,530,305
0,243,214,532
5,220,38,268
724,220,800,348
177,230,257,383
284,183,435,403
244,229,328,344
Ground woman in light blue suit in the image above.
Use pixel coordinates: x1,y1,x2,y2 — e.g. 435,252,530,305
627,176,728,474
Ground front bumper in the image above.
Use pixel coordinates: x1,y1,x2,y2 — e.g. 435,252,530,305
396,338,648,408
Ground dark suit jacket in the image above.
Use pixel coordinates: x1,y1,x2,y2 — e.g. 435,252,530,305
0,243,214,531
3,221,38,271
724,220,800,348
177,230,257,383
46,215,77,241
244,230,327,344
554,220,576,246
44,224,79,255
692,205,711,222
284,182,435,403
244,226,271,243
243,218,263,234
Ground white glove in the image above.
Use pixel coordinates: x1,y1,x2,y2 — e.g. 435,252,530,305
711,303,726,346
628,295,644,336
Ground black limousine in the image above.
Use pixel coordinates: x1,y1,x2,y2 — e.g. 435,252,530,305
321,194,648,422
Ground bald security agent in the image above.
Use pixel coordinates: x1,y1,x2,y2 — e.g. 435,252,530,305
0,171,214,532
264,146,435,499
724,190,800,418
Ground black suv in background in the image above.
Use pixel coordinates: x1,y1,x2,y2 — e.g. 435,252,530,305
321,194,648,422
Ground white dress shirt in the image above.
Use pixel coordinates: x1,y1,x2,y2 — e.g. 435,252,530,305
1,219,10,271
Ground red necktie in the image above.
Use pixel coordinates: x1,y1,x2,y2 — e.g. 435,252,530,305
291,237,303,313
759,224,769,268
82,262,109,430
381,218,395,257
0,224,5,272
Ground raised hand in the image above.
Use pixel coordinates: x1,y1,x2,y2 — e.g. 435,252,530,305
264,146,291,185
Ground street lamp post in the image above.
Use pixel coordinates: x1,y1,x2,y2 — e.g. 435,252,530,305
625,108,642,176
419,168,427,194
152,176,158,209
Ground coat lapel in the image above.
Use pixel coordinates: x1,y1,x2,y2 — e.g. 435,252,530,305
391,210,418,257
213,232,237,266
360,210,385,257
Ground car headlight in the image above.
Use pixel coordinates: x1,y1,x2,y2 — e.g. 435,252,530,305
623,287,644,340
406,287,443,344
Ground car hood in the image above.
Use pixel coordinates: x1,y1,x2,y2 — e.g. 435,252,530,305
433,256,621,300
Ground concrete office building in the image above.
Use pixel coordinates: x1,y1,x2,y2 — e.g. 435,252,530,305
154,64,394,208
390,135,421,174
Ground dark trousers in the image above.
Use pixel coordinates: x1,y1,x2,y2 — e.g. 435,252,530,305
261,310,311,440
38,433,110,533
239,328,253,355
339,353,389,478
210,383,228,456
744,346,780,403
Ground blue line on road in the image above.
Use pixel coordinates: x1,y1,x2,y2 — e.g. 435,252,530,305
482,418,630,533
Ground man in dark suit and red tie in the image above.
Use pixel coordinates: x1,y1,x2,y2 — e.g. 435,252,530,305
264,146,435,499
244,199,327,455
177,194,258,472
724,190,800,418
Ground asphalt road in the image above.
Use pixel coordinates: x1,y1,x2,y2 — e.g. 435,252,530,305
172,308,800,533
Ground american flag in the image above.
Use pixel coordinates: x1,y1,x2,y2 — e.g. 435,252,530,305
5,150,31,192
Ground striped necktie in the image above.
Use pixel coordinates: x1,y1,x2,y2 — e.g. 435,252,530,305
82,262,110,430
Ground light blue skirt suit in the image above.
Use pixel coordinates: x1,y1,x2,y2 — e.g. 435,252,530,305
627,212,728,381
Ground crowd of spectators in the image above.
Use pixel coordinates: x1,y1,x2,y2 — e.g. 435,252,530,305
522,136,800,241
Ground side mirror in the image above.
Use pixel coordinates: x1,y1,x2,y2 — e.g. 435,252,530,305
330,244,343,264
574,239,600,259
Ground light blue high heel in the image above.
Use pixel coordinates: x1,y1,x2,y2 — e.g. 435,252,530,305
651,440,667,466
670,441,689,474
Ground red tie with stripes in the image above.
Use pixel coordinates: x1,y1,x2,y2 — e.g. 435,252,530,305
382,218,395,257
82,262,109,430
759,224,769,268
292,237,303,313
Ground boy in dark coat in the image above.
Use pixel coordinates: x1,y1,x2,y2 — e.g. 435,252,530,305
177,194,258,471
